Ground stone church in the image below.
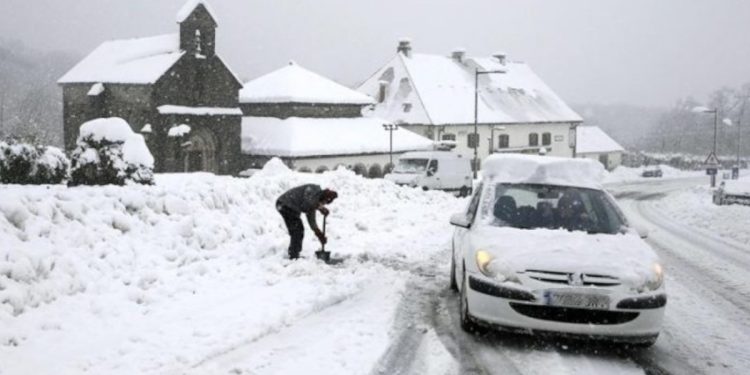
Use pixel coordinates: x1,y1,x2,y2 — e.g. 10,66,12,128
58,0,243,175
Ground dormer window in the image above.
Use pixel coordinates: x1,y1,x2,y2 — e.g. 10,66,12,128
402,102,412,113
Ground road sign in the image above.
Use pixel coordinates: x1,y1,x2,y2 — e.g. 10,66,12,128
704,152,720,166
706,168,717,176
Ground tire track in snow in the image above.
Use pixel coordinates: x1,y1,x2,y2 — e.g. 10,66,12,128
368,249,488,375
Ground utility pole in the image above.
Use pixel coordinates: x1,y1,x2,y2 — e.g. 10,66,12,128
692,106,720,187
472,68,505,178
0,91,4,138
383,124,398,166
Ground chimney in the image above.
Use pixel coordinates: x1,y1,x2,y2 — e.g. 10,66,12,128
492,52,507,65
451,48,466,63
397,38,412,57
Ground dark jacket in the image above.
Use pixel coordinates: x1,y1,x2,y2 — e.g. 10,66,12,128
277,184,324,232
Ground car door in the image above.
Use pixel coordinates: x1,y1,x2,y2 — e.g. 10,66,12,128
454,183,483,286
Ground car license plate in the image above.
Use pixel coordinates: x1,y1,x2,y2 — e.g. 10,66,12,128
545,291,609,310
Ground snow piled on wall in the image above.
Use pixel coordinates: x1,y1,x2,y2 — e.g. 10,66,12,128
0,160,463,374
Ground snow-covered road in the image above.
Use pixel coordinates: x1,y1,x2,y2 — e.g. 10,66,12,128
368,176,750,375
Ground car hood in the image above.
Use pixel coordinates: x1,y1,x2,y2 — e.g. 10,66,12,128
471,226,660,288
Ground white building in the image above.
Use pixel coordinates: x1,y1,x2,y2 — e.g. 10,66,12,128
357,40,583,170
239,62,433,175
575,126,625,171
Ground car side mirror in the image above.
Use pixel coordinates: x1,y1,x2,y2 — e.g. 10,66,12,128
450,213,471,228
426,170,434,177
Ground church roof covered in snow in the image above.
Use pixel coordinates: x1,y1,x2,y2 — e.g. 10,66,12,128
241,116,433,157
239,62,375,105
176,0,218,24
357,46,582,125
575,126,625,154
58,34,183,84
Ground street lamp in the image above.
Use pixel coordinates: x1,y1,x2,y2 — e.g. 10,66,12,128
489,126,507,154
383,123,399,166
473,68,506,178
692,106,719,187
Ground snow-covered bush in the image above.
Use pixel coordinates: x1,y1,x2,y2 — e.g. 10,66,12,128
352,163,367,176
368,164,383,178
0,140,69,184
69,118,154,186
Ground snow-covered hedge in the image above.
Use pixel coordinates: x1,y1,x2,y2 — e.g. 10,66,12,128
69,118,154,186
0,141,69,185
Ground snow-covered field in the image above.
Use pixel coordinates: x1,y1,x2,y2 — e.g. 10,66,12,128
0,160,464,374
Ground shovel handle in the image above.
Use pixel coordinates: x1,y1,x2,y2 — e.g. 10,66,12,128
321,214,327,251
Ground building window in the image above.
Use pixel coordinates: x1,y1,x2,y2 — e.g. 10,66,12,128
498,134,509,149
402,102,412,112
441,133,456,141
542,132,551,146
529,133,539,147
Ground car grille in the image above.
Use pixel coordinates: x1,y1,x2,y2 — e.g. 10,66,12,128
509,303,639,325
524,269,620,287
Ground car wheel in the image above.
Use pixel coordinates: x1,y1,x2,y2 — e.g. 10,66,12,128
459,272,483,333
450,252,458,292
422,186,429,191
459,186,470,197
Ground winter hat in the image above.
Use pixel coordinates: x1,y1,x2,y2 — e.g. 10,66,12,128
321,189,338,203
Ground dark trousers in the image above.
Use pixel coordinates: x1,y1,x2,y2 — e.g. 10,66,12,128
277,203,304,259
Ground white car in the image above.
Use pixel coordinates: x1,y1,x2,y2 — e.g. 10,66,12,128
449,154,666,346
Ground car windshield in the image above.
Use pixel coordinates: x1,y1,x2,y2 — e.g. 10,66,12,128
394,158,429,173
479,183,628,234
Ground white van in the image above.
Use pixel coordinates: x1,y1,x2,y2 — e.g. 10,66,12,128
386,151,473,197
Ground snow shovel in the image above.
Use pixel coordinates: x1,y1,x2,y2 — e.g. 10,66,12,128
315,215,331,263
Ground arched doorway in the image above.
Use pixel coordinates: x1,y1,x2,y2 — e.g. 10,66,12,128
183,127,218,173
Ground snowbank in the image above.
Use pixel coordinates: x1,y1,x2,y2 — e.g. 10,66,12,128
651,184,750,245
723,175,750,195
0,158,463,374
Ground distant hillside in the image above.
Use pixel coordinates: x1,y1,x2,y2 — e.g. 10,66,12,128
0,39,78,146
573,103,666,151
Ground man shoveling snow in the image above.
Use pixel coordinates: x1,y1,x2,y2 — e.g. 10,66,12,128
276,184,338,259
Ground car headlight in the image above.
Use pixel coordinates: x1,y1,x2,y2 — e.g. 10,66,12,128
475,250,520,283
644,263,664,291
475,250,495,277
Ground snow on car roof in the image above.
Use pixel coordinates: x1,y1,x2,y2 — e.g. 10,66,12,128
481,154,605,190
239,62,374,105
241,116,433,157
58,34,183,84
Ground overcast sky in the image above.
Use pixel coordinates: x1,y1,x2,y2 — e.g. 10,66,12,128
1,0,749,107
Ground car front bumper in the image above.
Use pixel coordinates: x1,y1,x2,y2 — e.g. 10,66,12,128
466,274,666,340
